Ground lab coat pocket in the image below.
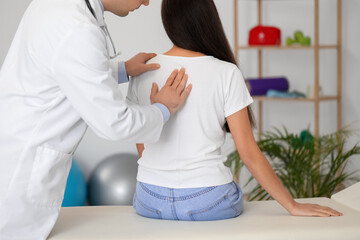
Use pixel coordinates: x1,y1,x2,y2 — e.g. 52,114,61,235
27,146,73,207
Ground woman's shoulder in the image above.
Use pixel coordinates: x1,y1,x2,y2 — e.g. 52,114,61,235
140,54,242,80
131,55,182,83
208,57,240,73
145,55,183,70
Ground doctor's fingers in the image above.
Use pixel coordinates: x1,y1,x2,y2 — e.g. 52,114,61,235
176,74,189,94
151,82,159,94
180,84,192,101
143,52,157,61
165,69,179,87
143,63,161,72
171,68,186,89
133,52,157,62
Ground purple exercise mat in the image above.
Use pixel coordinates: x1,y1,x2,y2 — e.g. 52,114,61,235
246,77,289,96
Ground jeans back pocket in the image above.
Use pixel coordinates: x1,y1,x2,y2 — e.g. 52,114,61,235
133,194,162,219
188,194,238,221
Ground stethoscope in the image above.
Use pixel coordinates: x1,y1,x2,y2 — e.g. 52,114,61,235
85,0,121,59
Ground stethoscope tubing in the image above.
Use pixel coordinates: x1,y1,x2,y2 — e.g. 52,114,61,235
85,0,120,59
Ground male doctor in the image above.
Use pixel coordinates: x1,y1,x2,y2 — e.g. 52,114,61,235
0,0,192,239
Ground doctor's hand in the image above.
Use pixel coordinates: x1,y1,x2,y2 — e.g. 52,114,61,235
150,68,192,115
125,53,160,77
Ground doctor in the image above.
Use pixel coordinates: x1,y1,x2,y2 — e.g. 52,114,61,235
0,0,192,239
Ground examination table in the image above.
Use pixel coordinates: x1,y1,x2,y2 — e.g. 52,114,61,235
48,182,360,240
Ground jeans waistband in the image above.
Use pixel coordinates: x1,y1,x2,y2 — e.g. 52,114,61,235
139,182,219,201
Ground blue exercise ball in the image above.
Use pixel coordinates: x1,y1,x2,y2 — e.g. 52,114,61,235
62,160,87,207
88,153,138,206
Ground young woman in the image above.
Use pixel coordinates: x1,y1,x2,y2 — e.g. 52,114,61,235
126,0,342,221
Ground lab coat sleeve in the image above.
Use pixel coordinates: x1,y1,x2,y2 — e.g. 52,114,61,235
51,24,164,143
125,76,139,106
110,60,129,84
109,60,119,82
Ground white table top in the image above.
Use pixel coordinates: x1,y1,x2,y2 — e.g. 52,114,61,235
49,197,360,240
332,182,360,212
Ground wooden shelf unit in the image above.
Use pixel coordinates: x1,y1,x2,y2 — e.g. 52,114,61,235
233,0,342,139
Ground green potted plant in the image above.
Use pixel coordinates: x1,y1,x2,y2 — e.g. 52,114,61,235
225,127,360,201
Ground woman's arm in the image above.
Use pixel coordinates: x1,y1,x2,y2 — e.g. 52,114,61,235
227,107,342,217
136,144,145,158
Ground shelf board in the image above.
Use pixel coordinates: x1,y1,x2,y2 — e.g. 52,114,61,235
253,95,338,102
237,45,338,50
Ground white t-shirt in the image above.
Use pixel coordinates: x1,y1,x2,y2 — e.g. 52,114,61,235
126,54,253,188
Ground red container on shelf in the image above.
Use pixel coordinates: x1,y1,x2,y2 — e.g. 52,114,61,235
249,25,281,46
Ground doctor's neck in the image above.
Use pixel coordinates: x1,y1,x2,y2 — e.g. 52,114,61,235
100,0,114,12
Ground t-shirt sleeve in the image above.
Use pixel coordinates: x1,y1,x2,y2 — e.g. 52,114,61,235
224,67,254,117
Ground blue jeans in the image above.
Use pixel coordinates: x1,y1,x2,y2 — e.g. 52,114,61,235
133,181,243,221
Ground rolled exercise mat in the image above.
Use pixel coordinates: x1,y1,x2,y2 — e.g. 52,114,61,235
245,77,289,96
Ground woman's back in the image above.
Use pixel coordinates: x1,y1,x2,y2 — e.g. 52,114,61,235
131,0,342,221
127,54,253,188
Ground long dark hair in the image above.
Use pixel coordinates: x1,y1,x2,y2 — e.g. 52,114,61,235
161,0,255,131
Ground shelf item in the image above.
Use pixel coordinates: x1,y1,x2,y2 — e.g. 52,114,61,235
286,30,312,46
266,89,306,98
249,25,281,46
246,77,289,96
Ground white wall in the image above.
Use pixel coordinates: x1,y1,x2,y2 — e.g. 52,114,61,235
1,0,359,187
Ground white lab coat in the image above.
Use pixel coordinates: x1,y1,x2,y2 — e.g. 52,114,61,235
0,0,164,239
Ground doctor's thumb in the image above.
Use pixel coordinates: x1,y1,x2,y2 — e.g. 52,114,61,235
150,83,159,103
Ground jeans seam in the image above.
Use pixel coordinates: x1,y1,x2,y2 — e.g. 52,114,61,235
177,186,218,201
170,189,179,220
139,182,218,201
139,182,169,200
134,193,162,218
230,203,240,216
231,182,243,215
